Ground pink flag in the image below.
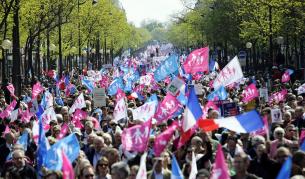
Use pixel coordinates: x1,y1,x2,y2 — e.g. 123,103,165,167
2,125,10,137
183,47,209,74
154,121,179,157
154,93,181,123
269,89,287,104
133,84,145,94
57,123,69,139
116,88,125,102
99,76,110,88
192,73,204,81
32,82,44,99
6,84,15,96
202,101,219,118
164,77,171,84
242,83,259,103
62,150,75,179
21,109,34,123
281,71,290,83
73,109,87,121
210,144,230,179
300,129,305,145
0,100,17,119
121,119,152,152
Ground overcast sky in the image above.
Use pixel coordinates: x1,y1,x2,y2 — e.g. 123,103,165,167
120,0,185,27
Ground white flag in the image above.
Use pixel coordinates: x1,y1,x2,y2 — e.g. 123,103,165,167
69,93,86,114
213,56,243,89
297,83,305,95
136,152,147,179
10,109,19,123
132,101,158,122
189,152,198,179
113,98,127,122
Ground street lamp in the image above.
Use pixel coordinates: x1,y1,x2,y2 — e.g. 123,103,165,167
246,42,252,70
50,44,56,70
1,39,12,80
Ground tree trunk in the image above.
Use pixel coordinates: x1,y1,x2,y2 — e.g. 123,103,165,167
12,0,21,95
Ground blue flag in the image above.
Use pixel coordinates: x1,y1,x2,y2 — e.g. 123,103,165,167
17,131,28,151
207,86,228,101
300,139,305,151
276,157,292,179
64,75,70,86
107,77,124,96
154,55,179,82
43,133,80,170
171,154,184,179
36,105,44,120
124,79,133,92
55,97,64,106
82,79,94,93
147,94,158,103
37,118,50,172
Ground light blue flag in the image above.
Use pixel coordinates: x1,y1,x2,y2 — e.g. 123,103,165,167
43,133,80,170
82,79,94,93
147,94,158,103
17,131,28,151
124,79,133,92
107,77,124,95
276,157,292,179
154,55,179,82
37,117,50,172
300,139,305,151
207,86,228,101
171,154,184,179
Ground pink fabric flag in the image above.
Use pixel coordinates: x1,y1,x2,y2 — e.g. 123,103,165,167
210,144,230,179
99,76,110,88
21,109,34,123
6,84,15,96
192,73,204,81
242,83,259,103
281,71,290,83
2,125,10,137
133,84,145,94
202,101,219,118
32,82,44,100
116,88,126,102
154,121,179,157
183,47,209,74
121,119,152,152
251,116,269,137
57,123,69,139
69,93,86,114
177,124,197,149
269,89,287,104
0,100,17,119
164,77,171,84
299,129,305,145
62,150,75,179
154,93,181,123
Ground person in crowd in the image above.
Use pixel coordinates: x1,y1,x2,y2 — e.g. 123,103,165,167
231,152,261,179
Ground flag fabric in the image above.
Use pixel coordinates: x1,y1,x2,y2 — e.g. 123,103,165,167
281,71,290,83
107,77,124,96
153,121,179,157
207,86,228,101
57,123,69,140
189,151,198,179
41,107,57,130
171,154,184,179
0,100,17,119
183,47,209,74
269,89,287,104
41,91,54,109
130,92,145,101
139,73,154,86
21,109,34,123
121,119,152,152
16,131,28,151
154,93,181,123
32,82,44,99
154,55,179,82
2,125,10,138
132,99,158,122
276,157,292,179
62,150,75,179
299,129,305,146
69,93,86,114
82,79,94,93
242,83,259,103
37,117,50,171
9,109,19,122
44,133,80,170
198,110,264,133
72,109,87,127
209,59,219,72
116,88,126,102
177,125,197,149
210,144,230,179
113,98,127,122
6,84,15,96
301,139,305,151
213,56,243,89
136,152,148,179
296,83,305,95
182,86,203,132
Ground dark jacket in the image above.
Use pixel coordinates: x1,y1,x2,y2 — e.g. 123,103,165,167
248,153,279,179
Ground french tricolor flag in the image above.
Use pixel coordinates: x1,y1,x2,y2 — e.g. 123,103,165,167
182,86,203,132
198,110,264,133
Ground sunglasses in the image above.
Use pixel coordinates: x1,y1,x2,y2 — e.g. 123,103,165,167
110,123,117,126
85,174,94,178
98,163,108,167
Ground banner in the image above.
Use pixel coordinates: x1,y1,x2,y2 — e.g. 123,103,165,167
183,47,209,74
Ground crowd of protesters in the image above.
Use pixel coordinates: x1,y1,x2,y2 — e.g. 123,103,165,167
0,44,304,179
